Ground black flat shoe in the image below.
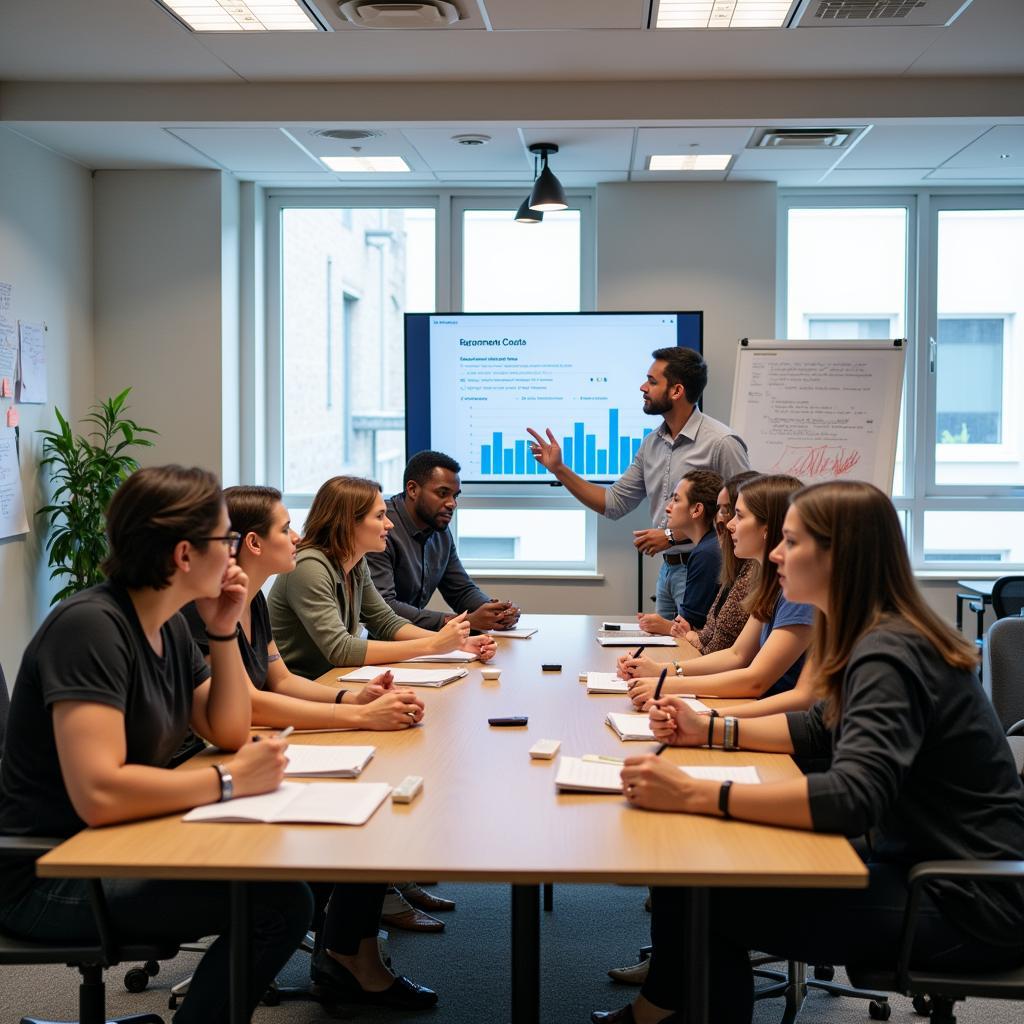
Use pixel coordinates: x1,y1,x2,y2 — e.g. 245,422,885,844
313,953,438,1010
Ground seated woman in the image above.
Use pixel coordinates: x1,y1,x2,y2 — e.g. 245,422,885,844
186,484,437,1008
635,470,724,636
606,479,1024,1024
667,470,759,654
269,476,496,677
620,474,812,706
0,465,311,1024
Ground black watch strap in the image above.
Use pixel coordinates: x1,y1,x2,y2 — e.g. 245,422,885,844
718,779,733,820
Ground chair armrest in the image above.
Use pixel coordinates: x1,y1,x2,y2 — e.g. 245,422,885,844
1007,719,1024,738
0,835,65,861
895,860,1024,987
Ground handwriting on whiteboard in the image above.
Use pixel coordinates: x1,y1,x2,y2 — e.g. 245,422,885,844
771,444,863,479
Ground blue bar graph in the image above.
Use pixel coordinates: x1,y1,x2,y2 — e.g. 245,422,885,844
478,408,653,478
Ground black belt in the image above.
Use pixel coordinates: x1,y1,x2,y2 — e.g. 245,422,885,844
664,552,689,566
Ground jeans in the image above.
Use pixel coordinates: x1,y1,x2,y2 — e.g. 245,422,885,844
0,876,313,1024
656,559,689,619
642,861,1024,1022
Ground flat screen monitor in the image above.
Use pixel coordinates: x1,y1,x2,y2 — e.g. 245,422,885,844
404,311,703,484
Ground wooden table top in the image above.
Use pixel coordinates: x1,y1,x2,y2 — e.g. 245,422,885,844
39,615,866,891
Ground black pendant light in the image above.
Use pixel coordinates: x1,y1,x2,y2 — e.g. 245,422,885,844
515,150,543,223
527,143,568,212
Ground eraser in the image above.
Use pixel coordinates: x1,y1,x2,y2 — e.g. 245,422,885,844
529,739,561,760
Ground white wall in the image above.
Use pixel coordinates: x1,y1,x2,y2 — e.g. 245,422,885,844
93,169,238,475
0,127,93,682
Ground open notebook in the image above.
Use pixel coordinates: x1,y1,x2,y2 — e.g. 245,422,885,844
484,627,537,639
341,666,469,687
586,672,630,694
284,744,375,778
555,757,761,793
403,651,477,663
183,781,392,825
606,712,657,740
597,635,677,647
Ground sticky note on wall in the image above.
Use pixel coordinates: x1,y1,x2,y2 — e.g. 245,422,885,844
6,407,19,428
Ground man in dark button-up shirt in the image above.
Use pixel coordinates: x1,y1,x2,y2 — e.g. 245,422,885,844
366,450,521,632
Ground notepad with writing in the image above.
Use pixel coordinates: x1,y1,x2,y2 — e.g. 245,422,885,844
341,667,469,687
284,745,375,778
586,672,630,694
597,635,677,647
606,712,657,741
555,757,761,793
183,781,391,825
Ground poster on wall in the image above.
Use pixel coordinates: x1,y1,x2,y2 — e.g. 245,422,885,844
16,320,47,403
0,322,17,394
0,281,12,325
0,432,29,538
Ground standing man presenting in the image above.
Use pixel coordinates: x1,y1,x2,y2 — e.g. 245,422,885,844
527,347,749,619
367,450,521,632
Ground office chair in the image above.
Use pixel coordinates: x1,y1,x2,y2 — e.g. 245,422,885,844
983,616,1024,734
992,575,1024,620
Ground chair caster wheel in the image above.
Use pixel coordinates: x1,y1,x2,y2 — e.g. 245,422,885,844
869,999,891,1020
144,959,160,977
261,982,281,1006
168,995,182,1010
912,994,932,1016
812,965,835,981
124,967,151,993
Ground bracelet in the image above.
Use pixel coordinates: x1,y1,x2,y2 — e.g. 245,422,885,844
212,763,233,802
718,780,733,819
706,714,716,749
723,716,739,751
334,689,347,704
206,625,240,642
673,660,684,677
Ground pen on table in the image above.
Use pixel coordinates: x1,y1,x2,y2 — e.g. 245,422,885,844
251,725,294,743
652,667,668,702
654,743,669,756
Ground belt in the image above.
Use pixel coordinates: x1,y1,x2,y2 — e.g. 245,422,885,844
664,552,689,566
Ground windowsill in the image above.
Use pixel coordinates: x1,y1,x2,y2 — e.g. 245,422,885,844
467,569,605,581
913,569,1021,581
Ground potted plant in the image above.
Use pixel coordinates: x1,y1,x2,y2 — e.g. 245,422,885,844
37,388,157,604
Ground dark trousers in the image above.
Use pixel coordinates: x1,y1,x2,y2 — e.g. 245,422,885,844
643,862,1023,1023
309,882,387,956
0,876,313,1024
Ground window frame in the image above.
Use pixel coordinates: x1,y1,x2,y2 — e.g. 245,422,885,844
779,188,1024,574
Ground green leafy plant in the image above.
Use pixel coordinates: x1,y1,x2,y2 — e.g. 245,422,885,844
37,388,157,604
940,422,970,445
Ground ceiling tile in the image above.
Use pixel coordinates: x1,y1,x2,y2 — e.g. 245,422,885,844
937,126,1024,170
823,168,932,186
482,0,646,30
728,169,825,186
400,128,528,171
732,146,848,171
837,124,991,169
167,128,323,172
926,167,1024,181
520,129,633,171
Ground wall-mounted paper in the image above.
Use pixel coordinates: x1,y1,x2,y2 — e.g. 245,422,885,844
16,321,47,403
0,281,11,322
0,433,29,538
0,322,17,386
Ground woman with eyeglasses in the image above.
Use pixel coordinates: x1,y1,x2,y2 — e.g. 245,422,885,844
619,475,813,708
0,465,312,1024
268,476,496,677
184,484,438,1009
598,480,1024,1024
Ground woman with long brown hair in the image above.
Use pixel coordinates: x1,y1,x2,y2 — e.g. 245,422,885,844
269,476,495,676
602,480,1024,1024
621,474,813,705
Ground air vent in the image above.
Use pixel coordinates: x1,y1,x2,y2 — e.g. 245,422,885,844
750,127,862,149
338,1,460,28
790,0,973,27
312,129,385,141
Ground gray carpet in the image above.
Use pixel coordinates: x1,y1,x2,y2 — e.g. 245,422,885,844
1,882,1019,1023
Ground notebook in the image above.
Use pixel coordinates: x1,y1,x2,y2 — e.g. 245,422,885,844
600,621,644,632
606,712,657,741
283,744,375,778
555,757,761,793
183,781,391,825
403,651,477,663
340,667,469,687
585,672,630,694
485,627,537,639
597,635,677,647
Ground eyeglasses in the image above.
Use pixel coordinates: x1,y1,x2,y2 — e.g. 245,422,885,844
195,532,242,556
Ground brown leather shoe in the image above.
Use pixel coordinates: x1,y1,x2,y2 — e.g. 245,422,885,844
380,907,445,932
402,884,456,913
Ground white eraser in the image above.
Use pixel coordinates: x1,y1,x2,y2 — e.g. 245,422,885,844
481,667,501,680
391,775,424,803
529,739,561,760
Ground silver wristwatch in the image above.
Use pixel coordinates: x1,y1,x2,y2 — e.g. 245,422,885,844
664,527,675,544
213,763,234,802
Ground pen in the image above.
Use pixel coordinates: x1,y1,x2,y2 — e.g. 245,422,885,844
605,624,621,631
582,754,625,765
277,726,295,740
632,645,645,658
652,667,668,702
654,743,669,756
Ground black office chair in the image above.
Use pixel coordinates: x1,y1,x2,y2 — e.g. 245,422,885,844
992,575,1024,620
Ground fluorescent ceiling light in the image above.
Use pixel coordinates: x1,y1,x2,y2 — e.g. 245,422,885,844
647,154,732,171
655,1,796,29
159,1,320,32
321,156,411,172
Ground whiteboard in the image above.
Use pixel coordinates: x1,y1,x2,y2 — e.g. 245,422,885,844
729,339,906,494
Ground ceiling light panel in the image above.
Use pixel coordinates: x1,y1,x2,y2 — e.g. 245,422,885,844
648,154,732,170
159,1,320,32
654,1,798,29
321,156,411,171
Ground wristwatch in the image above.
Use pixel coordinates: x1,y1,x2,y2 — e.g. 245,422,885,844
212,763,234,802
664,527,675,544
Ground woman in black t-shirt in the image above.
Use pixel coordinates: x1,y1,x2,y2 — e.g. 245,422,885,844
0,465,312,1024
595,480,1024,1024
186,485,438,1010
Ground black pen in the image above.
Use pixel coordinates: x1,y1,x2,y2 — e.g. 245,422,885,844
632,645,645,658
652,666,668,702
654,743,669,756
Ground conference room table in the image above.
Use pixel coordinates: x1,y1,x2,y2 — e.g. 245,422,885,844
39,614,867,1024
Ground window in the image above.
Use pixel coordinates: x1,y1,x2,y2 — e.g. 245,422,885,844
782,195,1024,573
